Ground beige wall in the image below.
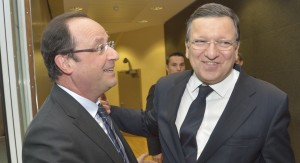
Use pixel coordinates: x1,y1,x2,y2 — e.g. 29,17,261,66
106,25,166,108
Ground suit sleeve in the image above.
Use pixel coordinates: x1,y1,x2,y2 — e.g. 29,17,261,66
262,94,295,162
110,105,158,137
145,85,162,155
22,123,83,163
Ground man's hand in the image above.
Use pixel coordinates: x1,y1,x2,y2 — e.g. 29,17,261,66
99,94,111,114
152,153,162,163
137,153,157,163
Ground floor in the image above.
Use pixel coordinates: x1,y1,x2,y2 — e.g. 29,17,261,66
122,132,152,160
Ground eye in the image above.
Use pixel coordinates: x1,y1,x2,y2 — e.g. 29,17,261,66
97,44,106,52
218,41,232,47
192,40,207,45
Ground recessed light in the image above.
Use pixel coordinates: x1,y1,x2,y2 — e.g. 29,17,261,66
113,5,119,11
69,7,83,11
150,6,164,11
137,20,148,23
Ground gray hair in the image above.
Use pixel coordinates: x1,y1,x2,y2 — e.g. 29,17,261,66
185,3,240,42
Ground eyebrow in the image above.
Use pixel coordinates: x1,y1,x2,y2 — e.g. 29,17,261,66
94,35,109,44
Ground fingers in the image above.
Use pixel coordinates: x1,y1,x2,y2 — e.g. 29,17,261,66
137,153,149,162
152,153,162,163
99,94,111,114
99,93,107,101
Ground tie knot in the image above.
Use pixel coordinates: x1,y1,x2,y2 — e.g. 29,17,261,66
198,85,213,98
98,104,109,118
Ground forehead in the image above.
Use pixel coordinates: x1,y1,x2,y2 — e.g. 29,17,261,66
169,56,185,63
67,17,108,44
190,16,236,39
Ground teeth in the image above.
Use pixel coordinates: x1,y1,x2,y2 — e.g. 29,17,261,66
104,69,113,72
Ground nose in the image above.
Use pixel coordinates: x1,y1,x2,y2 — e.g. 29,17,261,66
205,42,218,60
107,47,119,61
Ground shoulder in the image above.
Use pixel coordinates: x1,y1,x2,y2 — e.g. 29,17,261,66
157,70,192,86
239,71,287,101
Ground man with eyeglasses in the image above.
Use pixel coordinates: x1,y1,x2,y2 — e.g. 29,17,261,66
22,12,155,163
110,3,295,163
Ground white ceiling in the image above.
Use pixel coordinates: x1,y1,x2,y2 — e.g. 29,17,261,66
61,0,196,34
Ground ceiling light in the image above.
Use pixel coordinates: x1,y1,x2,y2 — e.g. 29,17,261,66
113,5,119,11
137,20,148,23
150,6,164,11
69,7,83,11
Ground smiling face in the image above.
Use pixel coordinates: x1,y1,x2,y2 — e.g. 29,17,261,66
56,17,119,101
185,16,239,85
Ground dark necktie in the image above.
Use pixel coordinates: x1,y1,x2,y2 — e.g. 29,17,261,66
97,104,129,163
179,85,213,163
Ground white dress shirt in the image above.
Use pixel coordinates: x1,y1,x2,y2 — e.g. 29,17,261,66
57,85,108,134
175,69,239,159
58,85,128,162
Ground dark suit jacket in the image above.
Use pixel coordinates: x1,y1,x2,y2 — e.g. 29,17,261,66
22,84,137,163
145,84,161,155
112,66,295,163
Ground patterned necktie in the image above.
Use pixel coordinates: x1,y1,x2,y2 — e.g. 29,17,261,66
97,104,129,163
179,85,213,163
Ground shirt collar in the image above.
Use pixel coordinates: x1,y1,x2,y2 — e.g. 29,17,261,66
57,84,99,117
187,69,240,97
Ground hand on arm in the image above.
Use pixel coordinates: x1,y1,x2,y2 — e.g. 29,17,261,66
137,153,158,163
151,153,162,163
99,94,111,114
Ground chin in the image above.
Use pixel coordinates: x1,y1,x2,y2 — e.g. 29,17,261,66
109,80,118,87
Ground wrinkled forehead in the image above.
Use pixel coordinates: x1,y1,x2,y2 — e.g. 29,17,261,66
190,17,237,39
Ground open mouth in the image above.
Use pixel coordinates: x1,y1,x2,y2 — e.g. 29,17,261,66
104,69,114,72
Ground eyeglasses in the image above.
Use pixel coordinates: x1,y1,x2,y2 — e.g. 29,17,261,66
189,40,237,51
68,41,115,54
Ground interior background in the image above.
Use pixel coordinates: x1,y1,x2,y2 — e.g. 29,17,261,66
31,0,300,161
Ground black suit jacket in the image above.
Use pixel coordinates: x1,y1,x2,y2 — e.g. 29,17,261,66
145,84,161,155
112,66,295,163
22,84,137,163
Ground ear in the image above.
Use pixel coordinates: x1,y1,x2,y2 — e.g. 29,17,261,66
166,64,170,73
234,43,240,60
185,42,189,59
54,55,74,75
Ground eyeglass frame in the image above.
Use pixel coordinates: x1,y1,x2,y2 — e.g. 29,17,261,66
62,41,115,54
188,39,238,51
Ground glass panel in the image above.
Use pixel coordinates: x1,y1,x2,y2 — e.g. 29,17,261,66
10,0,30,137
0,0,33,161
0,49,9,163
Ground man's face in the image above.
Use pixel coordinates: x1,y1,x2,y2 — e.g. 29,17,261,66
166,56,186,75
67,18,119,100
185,17,239,85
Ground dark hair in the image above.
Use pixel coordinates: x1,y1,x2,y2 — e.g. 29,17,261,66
41,12,89,81
185,3,240,42
166,52,185,65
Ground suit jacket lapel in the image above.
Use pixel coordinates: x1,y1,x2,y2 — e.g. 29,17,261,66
198,69,257,162
160,71,193,163
52,84,125,163
113,123,138,163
